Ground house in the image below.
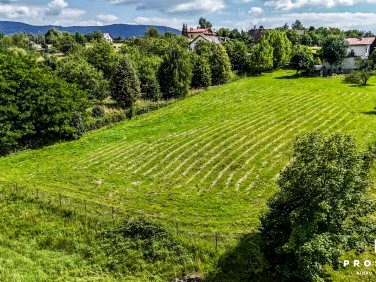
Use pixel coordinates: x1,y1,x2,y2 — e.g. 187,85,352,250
188,34,221,50
102,33,113,44
187,28,214,40
323,37,376,73
247,26,265,43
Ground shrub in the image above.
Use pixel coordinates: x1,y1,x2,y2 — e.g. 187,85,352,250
92,105,105,118
70,112,85,139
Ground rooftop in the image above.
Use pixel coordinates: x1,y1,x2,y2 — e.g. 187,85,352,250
346,37,376,45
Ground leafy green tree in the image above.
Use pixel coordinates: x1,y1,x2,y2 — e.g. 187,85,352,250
260,132,376,281
250,38,274,73
145,26,161,38
322,35,349,70
55,31,76,54
37,32,46,47
199,17,212,29
264,30,291,68
0,49,87,154
194,40,214,57
45,28,61,44
216,28,231,38
157,44,192,98
192,55,212,88
85,40,119,79
111,56,141,112
223,40,250,71
182,23,188,37
86,30,103,42
291,19,304,30
55,57,110,101
290,45,315,74
210,44,232,85
74,32,87,45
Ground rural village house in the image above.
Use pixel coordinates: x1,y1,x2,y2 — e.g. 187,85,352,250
187,27,232,50
102,33,113,43
323,37,376,73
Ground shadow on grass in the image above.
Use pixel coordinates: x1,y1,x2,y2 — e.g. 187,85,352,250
205,232,280,282
274,73,313,80
361,110,376,115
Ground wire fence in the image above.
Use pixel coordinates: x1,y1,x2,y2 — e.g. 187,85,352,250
0,180,248,251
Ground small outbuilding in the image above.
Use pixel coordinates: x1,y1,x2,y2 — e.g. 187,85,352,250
314,65,327,77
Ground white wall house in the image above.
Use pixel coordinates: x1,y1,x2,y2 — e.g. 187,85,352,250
188,35,220,50
102,33,113,44
323,37,376,73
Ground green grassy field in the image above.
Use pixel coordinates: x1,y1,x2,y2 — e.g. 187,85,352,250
2,70,376,234
2,70,376,279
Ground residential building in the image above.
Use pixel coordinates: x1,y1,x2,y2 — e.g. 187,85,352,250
187,28,214,40
102,33,113,44
323,37,376,73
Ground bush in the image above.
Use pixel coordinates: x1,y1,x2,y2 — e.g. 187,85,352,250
344,70,374,85
70,112,85,139
92,105,106,118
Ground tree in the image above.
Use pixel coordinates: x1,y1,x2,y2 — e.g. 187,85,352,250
45,28,61,44
55,31,76,54
85,40,119,79
210,44,232,85
157,44,192,98
260,132,376,281
263,30,291,69
181,23,188,37
223,40,250,71
321,35,349,71
55,57,110,101
191,55,212,88
291,19,304,30
111,56,141,114
86,30,103,42
0,49,87,154
250,38,274,73
290,45,315,74
199,17,212,29
145,26,160,38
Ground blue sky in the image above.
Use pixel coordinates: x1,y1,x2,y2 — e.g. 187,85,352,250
1,0,376,32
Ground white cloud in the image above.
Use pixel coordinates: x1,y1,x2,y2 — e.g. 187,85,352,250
229,12,376,31
132,16,194,29
45,0,68,16
96,14,118,23
109,0,225,14
265,0,376,10
249,7,263,14
168,0,225,13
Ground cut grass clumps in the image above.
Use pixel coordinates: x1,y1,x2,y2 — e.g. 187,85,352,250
0,189,206,281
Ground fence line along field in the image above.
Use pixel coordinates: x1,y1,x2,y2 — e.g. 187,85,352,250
1,70,376,235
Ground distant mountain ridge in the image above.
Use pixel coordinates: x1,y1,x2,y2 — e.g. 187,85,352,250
0,21,180,38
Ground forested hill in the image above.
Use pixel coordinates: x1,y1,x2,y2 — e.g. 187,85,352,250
0,21,180,38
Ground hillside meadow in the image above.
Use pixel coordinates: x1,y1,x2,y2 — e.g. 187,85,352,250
2,70,376,280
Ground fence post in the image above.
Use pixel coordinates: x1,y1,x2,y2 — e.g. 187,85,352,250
215,232,218,252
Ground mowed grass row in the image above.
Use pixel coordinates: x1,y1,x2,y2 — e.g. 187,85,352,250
1,70,376,235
